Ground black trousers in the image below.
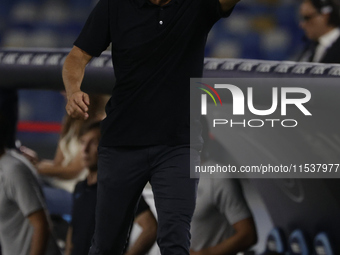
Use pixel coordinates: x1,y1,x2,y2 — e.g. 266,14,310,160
89,144,200,255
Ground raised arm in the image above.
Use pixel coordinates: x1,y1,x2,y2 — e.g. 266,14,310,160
219,0,240,14
62,46,93,120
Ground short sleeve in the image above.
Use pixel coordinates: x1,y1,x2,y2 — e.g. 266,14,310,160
204,0,234,28
74,0,111,57
212,178,252,225
7,162,45,217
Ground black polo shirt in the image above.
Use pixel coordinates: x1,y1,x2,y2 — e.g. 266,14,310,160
75,0,233,146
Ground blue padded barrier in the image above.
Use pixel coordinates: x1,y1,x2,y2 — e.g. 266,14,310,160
1,48,340,92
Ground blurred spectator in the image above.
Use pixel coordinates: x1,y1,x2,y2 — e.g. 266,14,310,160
22,93,109,193
190,117,257,255
0,111,61,255
298,0,340,63
190,177,257,255
65,121,157,255
20,93,109,216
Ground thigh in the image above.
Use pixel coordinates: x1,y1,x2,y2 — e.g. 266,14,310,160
89,146,149,255
149,145,200,255
150,146,200,211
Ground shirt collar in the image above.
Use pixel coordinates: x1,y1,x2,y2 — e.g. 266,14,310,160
135,0,181,9
318,28,340,48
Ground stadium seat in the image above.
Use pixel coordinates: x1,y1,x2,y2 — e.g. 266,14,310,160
288,229,310,255
262,227,287,254
314,232,334,255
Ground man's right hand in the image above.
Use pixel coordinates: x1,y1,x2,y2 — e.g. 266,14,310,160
66,91,90,119
62,46,93,119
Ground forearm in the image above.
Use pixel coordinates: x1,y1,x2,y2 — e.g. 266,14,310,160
124,228,156,255
63,46,92,119
37,160,83,179
125,210,157,255
201,233,255,255
196,218,257,255
62,46,91,98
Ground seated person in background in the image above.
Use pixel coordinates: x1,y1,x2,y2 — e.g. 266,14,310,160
0,112,61,255
190,117,257,255
21,94,109,216
65,121,157,255
298,0,340,63
22,93,110,193
190,177,257,255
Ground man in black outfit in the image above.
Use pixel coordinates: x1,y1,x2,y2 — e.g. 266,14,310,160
299,0,340,63
62,0,240,254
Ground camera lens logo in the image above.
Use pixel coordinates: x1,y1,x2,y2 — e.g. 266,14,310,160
197,82,222,115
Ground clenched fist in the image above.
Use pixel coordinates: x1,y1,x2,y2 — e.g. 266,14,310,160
66,91,90,120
